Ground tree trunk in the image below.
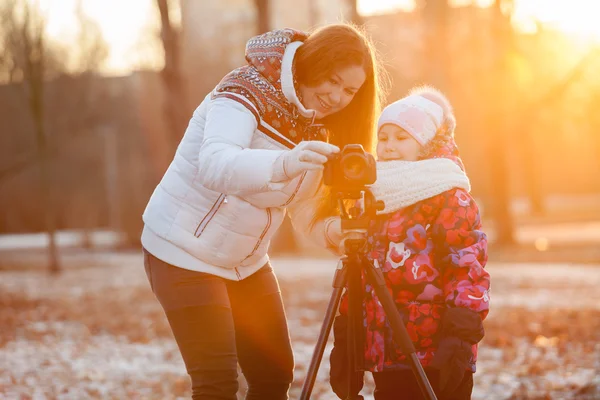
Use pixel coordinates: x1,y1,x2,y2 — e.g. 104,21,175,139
21,4,60,272
31,77,60,273
156,0,189,155
487,124,515,245
38,145,60,273
488,0,515,245
422,0,449,87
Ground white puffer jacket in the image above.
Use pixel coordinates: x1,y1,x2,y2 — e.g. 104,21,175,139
141,30,336,281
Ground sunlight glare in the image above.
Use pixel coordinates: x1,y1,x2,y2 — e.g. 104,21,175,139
35,0,158,75
35,0,600,74
512,0,600,41
362,0,600,42
358,0,416,15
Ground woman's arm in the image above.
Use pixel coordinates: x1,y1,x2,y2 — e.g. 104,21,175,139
196,98,338,196
195,98,288,196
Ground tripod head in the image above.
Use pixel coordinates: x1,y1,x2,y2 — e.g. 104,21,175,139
322,143,383,255
334,188,384,255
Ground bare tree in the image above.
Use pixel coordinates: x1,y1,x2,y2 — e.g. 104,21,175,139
487,0,515,245
44,0,109,139
156,0,190,155
0,0,110,270
73,0,109,73
0,0,60,272
421,0,449,87
70,0,110,246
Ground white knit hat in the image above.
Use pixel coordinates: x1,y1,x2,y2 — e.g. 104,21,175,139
377,95,444,146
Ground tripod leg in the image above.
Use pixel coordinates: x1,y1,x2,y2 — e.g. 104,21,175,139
345,255,365,400
299,260,347,400
363,258,438,400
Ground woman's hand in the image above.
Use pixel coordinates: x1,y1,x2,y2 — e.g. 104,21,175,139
274,141,339,181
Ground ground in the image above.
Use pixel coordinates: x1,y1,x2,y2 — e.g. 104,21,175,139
0,251,599,399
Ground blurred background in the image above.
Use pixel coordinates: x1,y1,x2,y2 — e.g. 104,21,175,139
0,1,599,399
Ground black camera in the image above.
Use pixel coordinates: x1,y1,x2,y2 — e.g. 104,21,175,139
323,144,376,190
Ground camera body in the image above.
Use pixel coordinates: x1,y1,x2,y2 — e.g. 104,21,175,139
323,144,376,191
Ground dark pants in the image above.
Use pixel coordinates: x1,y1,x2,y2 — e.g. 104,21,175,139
143,249,294,400
330,316,473,400
372,370,473,400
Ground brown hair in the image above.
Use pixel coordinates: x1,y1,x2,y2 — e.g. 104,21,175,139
294,23,388,224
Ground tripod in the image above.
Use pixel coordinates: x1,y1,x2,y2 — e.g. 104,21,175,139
299,189,437,400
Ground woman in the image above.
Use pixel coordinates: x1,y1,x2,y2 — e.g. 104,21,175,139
141,24,386,399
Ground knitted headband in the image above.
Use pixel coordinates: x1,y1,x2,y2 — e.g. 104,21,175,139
377,95,444,146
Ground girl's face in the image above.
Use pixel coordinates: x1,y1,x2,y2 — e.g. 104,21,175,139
377,124,422,161
298,65,366,119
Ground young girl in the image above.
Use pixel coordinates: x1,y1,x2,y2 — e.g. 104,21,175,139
330,87,491,400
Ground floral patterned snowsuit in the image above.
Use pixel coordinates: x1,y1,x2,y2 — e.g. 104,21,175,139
339,146,491,373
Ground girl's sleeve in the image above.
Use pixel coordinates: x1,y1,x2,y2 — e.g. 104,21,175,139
432,189,491,320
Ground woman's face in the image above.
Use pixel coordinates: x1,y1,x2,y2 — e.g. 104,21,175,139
298,65,366,120
377,124,422,161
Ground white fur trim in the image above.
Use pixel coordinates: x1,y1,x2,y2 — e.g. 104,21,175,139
281,41,317,121
372,158,471,214
378,95,444,146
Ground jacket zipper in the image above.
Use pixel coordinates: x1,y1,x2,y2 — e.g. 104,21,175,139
238,171,305,264
242,208,272,262
194,194,226,237
282,171,307,206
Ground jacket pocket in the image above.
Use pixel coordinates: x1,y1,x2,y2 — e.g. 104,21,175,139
194,194,226,238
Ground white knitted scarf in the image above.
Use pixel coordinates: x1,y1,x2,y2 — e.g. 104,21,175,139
371,158,471,215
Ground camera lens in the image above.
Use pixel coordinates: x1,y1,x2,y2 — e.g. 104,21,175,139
341,153,368,181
